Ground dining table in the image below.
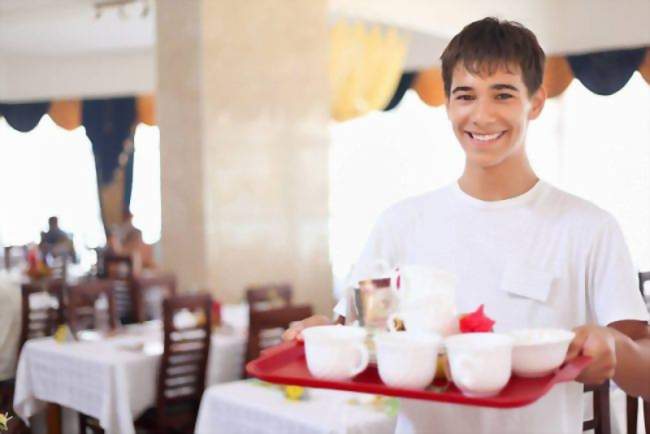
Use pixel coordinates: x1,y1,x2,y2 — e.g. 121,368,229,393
13,304,248,434
195,379,398,434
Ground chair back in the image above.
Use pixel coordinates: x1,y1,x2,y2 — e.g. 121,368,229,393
155,293,212,431
583,381,611,434
67,279,118,335
625,271,650,434
99,254,137,324
246,304,312,364
19,279,65,351
639,271,650,308
132,271,177,322
4,245,28,270
245,283,293,311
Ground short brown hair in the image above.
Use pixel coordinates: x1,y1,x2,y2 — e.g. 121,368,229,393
440,17,545,97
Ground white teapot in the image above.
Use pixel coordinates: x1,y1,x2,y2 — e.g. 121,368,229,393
388,265,458,336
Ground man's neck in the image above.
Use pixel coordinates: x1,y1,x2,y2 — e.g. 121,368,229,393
458,156,539,201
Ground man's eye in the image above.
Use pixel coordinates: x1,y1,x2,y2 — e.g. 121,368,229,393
496,93,513,100
455,95,475,101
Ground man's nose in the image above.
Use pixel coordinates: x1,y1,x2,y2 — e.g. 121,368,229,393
469,98,497,127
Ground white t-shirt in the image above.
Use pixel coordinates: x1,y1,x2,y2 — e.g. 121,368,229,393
334,180,649,434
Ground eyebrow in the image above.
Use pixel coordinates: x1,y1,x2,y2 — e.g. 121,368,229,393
451,83,519,94
491,84,519,92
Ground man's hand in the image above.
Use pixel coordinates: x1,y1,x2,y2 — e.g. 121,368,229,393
566,325,617,385
282,315,332,341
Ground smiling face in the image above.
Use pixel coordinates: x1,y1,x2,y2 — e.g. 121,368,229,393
446,63,546,170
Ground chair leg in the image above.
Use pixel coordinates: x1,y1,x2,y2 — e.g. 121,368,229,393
593,385,611,434
627,395,638,434
78,413,87,434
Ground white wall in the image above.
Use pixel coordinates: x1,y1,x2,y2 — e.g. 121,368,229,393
0,50,155,102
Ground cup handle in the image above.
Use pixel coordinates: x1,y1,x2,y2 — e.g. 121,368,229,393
347,343,369,377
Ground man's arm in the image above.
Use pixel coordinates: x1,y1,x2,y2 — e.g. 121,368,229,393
282,315,345,341
609,320,650,399
567,320,650,400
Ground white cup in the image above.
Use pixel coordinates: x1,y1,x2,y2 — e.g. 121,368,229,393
374,331,442,389
399,265,457,298
302,325,369,381
509,328,575,378
387,303,458,336
445,333,514,397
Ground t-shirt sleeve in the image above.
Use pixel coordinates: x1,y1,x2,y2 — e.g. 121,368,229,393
587,216,649,326
333,207,402,319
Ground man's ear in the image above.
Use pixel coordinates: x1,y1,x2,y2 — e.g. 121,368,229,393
528,86,546,120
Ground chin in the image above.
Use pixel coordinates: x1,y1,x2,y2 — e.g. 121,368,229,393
465,152,509,169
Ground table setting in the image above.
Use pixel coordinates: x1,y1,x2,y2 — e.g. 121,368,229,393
13,304,248,434
195,379,398,434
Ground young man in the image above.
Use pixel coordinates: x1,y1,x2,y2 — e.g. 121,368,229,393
284,17,650,433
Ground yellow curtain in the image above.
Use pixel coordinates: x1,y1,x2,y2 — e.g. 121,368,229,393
330,21,408,121
639,48,650,85
136,94,156,126
413,67,446,107
48,100,82,130
543,56,574,98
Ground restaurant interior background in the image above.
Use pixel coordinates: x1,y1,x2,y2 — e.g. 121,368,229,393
1,1,649,433
1,0,649,311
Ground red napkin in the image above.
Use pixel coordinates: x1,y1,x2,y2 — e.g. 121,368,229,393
459,304,495,333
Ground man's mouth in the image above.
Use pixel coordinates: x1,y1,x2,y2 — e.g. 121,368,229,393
465,131,507,143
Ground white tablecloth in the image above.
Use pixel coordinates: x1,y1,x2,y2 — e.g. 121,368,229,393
13,316,246,434
195,380,397,434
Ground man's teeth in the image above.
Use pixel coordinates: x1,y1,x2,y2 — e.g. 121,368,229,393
471,132,502,141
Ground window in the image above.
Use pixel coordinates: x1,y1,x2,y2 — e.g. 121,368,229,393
0,116,105,260
0,116,162,263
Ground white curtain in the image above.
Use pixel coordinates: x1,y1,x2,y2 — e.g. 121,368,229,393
330,73,650,294
131,124,161,245
0,116,104,254
0,117,162,257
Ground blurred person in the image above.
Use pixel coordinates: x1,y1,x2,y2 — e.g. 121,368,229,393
110,212,156,274
39,216,76,263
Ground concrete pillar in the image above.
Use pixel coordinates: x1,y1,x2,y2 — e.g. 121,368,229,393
156,1,333,314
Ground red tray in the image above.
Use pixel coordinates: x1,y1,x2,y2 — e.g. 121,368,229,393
246,341,591,409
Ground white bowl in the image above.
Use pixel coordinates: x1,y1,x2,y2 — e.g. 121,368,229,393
509,328,575,378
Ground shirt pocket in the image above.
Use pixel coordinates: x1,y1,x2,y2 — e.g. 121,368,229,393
500,262,554,303
496,262,559,330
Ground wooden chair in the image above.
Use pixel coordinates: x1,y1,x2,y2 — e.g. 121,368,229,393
19,279,65,351
625,271,650,434
0,379,28,434
98,254,137,324
46,254,69,282
245,304,313,365
583,381,611,434
132,271,177,322
67,279,118,335
79,293,213,434
3,245,28,270
138,293,212,434
245,283,293,311
626,396,649,434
